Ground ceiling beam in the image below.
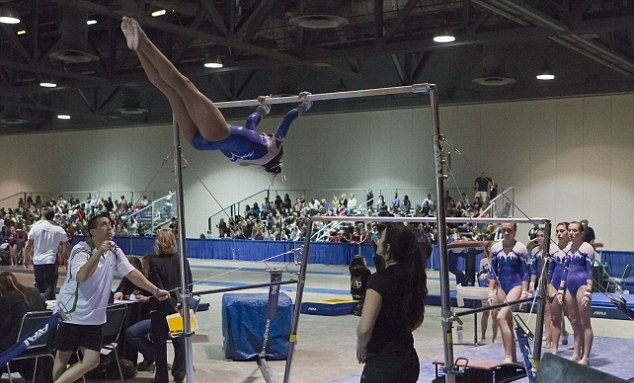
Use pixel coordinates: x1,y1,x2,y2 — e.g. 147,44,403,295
488,0,634,77
0,25,555,97
375,0,384,39
198,0,229,36
0,26,33,63
379,0,420,44
46,0,357,79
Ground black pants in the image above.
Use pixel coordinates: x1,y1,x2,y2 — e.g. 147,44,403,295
34,263,58,300
361,348,420,383
151,309,185,383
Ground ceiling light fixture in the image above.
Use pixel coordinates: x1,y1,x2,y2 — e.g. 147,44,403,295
86,19,97,25
151,9,166,17
536,62,555,80
204,56,223,69
16,29,26,35
57,114,71,120
433,27,455,43
0,5,20,24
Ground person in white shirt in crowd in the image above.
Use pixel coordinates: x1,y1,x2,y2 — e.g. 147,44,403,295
24,209,70,300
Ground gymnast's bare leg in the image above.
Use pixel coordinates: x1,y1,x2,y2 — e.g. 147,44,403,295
121,16,229,143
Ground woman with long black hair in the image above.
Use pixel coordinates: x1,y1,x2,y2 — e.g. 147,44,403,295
356,224,428,383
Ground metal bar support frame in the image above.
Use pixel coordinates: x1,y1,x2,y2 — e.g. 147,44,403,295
169,82,552,383
169,84,432,383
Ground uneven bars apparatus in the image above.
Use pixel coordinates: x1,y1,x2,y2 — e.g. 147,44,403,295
170,84,432,383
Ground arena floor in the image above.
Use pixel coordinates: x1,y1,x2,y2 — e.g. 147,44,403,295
2,258,633,383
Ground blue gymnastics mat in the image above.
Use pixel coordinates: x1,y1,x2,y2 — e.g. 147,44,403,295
426,291,634,319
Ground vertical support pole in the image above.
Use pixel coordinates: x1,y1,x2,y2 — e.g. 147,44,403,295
532,220,552,371
429,86,456,383
171,115,194,383
283,219,313,383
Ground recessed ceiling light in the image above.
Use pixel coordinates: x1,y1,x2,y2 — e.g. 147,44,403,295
17,29,26,35
87,19,97,25
152,9,166,17
57,114,71,120
39,81,57,88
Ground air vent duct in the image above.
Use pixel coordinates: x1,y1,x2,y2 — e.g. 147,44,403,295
289,0,349,29
49,7,98,63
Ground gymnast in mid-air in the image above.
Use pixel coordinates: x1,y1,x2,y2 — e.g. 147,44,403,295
121,16,311,174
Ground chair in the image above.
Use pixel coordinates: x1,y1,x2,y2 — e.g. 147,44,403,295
606,264,632,293
79,304,128,383
101,304,129,383
4,310,57,383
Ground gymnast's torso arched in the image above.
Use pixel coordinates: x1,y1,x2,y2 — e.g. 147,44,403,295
562,242,595,295
490,241,530,294
191,108,299,166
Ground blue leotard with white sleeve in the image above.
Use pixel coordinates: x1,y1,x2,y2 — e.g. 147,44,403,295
561,242,594,296
191,108,299,166
489,241,530,294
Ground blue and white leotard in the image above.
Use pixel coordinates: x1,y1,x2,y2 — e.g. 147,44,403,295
489,241,530,294
191,108,299,166
548,249,567,290
530,244,558,287
562,242,595,296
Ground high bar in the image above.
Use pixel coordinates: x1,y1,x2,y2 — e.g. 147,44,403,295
310,216,549,225
214,84,433,109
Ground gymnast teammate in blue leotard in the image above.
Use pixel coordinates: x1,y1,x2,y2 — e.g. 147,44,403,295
121,16,310,175
561,221,595,366
548,222,570,355
488,223,529,363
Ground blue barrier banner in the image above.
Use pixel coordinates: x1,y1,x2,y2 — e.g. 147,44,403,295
72,236,376,266
0,313,61,367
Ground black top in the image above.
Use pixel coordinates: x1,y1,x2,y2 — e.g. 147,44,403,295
148,252,193,314
349,265,371,300
366,264,414,355
0,287,46,350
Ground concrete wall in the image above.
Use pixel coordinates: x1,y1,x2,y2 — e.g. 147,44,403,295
1,93,633,249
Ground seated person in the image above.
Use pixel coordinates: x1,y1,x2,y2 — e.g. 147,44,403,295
349,255,371,316
114,256,154,372
0,271,51,382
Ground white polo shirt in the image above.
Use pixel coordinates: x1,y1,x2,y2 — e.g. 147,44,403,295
28,220,69,265
56,241,135,325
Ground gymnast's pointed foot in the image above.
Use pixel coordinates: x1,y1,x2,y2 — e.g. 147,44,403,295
577,358,589,366
297,91,312,114
121,16,141,51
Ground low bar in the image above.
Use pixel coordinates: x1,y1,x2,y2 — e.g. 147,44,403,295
310,216,549,225
455,296,539,317
214,84,431,109
193,279,298,296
